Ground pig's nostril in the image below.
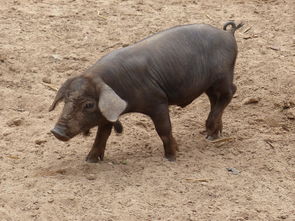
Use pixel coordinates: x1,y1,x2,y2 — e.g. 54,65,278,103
51,126,70,141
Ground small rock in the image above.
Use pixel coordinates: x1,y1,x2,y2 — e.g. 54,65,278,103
31,67,38,73
269,46,280,51
57,155,63,160
264,115,281,127
86,174,96,180
2,130,12,136
64,53,78,60
286,108,295,119
242,97,260,105
9,66,17,72
55,169,66,175
7,117,24,127
281,124,289,131
278,215,288,219
51,54,63,61
48,198,54,203
226,167,240,175
42,77,52,84
282,100,294,109
35,139,47,145
260,49,266,55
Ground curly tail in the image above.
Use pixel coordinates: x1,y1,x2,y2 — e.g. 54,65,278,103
223,21,244,35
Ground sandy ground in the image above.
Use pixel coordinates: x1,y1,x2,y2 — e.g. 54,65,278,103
1,0,295,220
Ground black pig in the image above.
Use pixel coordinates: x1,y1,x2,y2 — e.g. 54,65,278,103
50,21,243,162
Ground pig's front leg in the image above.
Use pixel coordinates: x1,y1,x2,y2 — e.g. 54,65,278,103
150,104,178,161
86,122,112,163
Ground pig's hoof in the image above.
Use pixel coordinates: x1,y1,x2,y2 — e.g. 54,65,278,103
206,131,221,141
85,156,99,163
165,155,176,162
206,135,218,141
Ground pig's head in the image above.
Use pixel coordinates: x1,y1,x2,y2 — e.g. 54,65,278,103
49,76,127,141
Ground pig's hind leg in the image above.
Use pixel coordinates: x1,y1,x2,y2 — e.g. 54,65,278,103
205,80,236,140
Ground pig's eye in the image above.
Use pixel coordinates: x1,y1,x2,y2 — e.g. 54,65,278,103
83,102,95,111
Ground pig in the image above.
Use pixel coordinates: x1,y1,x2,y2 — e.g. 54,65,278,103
50,21,243,162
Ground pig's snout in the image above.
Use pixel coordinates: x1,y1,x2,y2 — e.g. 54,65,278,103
51,125,70,142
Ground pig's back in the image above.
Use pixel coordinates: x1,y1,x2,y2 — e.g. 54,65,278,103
98,24,238,108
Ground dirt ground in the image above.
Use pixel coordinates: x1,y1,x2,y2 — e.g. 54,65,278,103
0,0,294,220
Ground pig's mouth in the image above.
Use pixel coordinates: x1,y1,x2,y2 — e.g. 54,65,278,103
51,126,72,142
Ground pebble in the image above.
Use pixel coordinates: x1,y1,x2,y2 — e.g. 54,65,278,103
86,174,96,180
42,77,52,84
31,67,38,73
278,215,288,219
35,139,47,145
57,155,63,159
242,97,260,105
226,167,240,175
2,130,12,136
269,46,280,51
7,117,24,127
286,108,295,119
0,55,5,63
282,100,294,109
51,54,63,61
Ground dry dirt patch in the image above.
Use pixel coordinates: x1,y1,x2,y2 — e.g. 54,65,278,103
0,0,294,220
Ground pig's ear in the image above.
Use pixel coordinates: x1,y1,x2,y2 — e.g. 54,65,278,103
98,84,127,122
49,78,72,112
